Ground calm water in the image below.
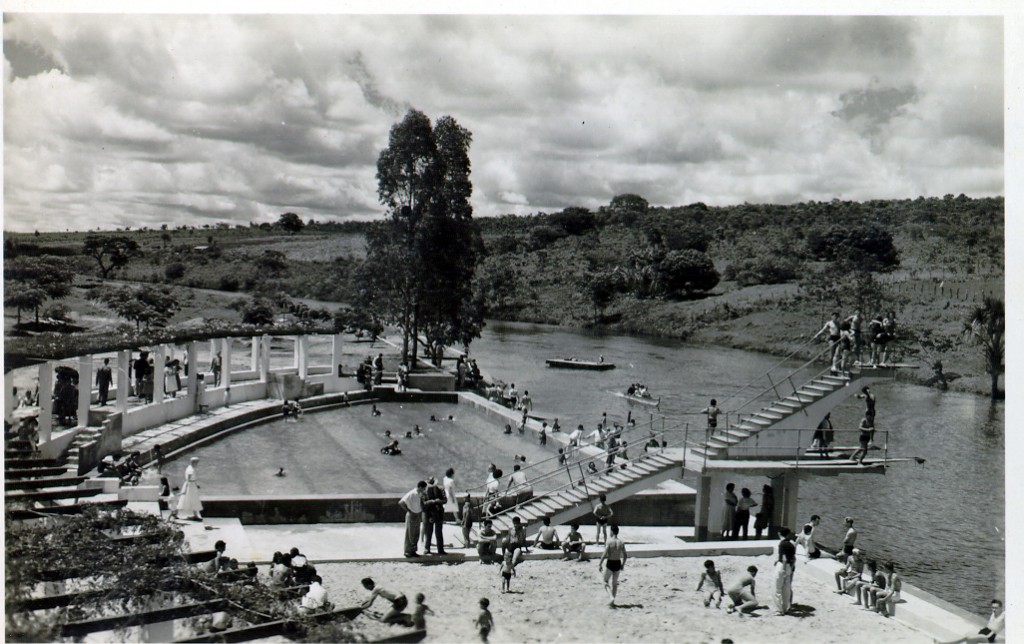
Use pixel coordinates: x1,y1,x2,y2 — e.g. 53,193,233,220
467,320,1005,616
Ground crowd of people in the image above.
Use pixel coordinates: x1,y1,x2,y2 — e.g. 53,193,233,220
815,309,899,375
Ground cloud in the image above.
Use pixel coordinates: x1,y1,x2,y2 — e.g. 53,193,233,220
2,13,1004,232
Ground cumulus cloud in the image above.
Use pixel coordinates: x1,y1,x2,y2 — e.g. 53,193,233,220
2,13,1004,232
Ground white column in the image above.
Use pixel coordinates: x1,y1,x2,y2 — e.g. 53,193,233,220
250,336,259,371
297,336,309,379
37,362,53,443
77,355,93,428
152,345,166,402
4,371,16,426
186,342,198,399
260,335,271,381
117,350,130,415
778,472,800,535
222,338,233,390
292,337,300,369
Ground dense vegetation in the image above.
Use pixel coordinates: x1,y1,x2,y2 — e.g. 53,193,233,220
3,194,1004,394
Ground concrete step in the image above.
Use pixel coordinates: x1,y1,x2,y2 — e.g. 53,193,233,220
722,428,752,441
5,476,87,491
744,416,773,427
6,486,104,503
4,457,60,469
803,384,833,394
6,466,70,479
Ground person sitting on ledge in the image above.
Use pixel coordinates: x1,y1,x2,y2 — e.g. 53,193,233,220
282,399,303,421
936,599,1005,644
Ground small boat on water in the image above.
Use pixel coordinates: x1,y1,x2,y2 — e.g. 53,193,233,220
613,391,661,407
545,357,616,371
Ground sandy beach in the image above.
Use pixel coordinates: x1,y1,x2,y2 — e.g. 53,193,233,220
316,554,929,643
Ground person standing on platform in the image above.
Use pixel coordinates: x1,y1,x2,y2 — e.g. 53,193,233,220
423,477,447,555
701,399,721,435
754,484,775,539
722,482,738,540
442,467,458,520
177,457,203,521
96,358,113,406
211,351,222,387
400,481,427,558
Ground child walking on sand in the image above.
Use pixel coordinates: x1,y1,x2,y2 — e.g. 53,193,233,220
412,593,433,629
697,559,725,608
500,548,516,593
475,597,494,642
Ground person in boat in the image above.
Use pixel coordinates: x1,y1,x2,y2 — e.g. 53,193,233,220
626,383,636,396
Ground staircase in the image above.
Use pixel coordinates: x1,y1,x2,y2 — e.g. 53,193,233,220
4,432,122,519
691,365,895,460
481,451,682,539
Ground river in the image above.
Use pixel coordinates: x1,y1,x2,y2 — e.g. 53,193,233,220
466,320,1005,617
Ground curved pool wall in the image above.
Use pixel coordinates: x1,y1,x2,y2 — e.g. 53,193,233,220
11,333,456,473
122,386,694,526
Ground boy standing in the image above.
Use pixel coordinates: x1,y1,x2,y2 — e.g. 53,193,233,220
475,597,494,643
598,525,627,607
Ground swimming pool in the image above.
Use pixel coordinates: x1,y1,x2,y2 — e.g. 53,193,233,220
160,402,568,497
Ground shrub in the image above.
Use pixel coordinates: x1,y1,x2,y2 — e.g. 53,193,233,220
529,225,569,250
724,256,801,286
218,275,240,292
655,249,720,298
164,262,187,281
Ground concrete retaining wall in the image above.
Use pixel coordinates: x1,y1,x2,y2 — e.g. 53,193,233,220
201,490,694,526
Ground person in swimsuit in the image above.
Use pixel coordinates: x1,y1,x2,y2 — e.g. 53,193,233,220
561,522,588,561
835,548,863,594
411,593,433,630
598,524,627,606
701,399,721,434
937,599,1005,643
875,561,902,617
850,418,873,466
813,413,833,459
726,566,760,615
839,517,858,561
475,597,494,643
534,516,561,550
360,577,411,625
696,559,725,608
857,386,876,432
594,494,613,544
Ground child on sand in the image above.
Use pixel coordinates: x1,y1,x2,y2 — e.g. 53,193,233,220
696,559,725,608
412,593,433,629
500,548,516,593
475,597,494,643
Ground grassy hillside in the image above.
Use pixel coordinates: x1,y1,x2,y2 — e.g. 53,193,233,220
4,196,1004,395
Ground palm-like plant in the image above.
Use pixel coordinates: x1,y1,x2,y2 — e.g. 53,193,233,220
963,296,1004,399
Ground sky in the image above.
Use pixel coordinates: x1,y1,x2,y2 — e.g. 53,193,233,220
1,10,1009,232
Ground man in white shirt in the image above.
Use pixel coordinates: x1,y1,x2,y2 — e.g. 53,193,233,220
399,481,426,557
300,575,330,612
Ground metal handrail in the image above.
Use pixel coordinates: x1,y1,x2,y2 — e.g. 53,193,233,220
481,428,679,525
724,343,834,418
712,333,830,411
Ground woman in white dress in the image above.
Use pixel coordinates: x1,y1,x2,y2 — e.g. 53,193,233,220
177,457,203,520
164,359,179,398
442,467,458,518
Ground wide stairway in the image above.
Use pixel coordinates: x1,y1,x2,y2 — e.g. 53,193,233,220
4,431,123,519
691,367,858,460
475,445,682,540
